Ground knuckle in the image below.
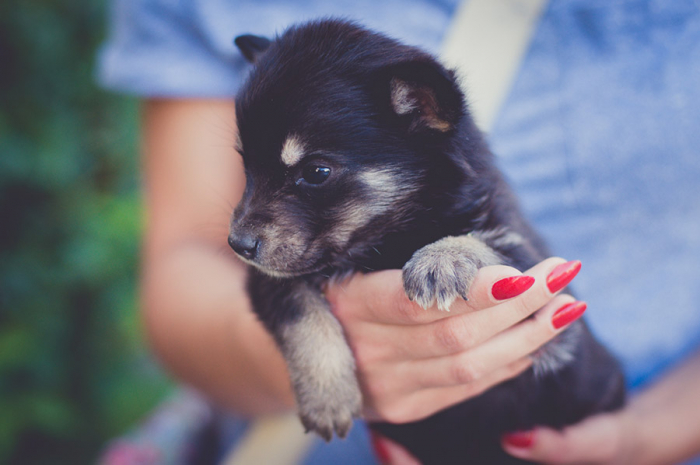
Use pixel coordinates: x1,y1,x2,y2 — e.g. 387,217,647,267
463,379,488,399
510,294,537,320
534,316,555,340
529,274,557,305
435,317,474,352
355,341,400,372
450,357,481,384
376,400,412,424
361,372,397,408
549,440,574,463
364,377,391,402
395,289,423,322
524,318,554,348
352,344,378,369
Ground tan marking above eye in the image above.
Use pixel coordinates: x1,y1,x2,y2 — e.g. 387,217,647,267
281,135,306,166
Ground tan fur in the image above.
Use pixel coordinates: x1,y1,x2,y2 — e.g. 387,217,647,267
281,135,306,166
390,78,452,132
280,284,362,440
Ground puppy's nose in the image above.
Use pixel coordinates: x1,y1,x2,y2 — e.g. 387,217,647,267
228,233,260,260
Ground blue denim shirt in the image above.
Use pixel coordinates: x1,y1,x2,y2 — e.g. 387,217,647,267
99,1,700,463
99,0,459,97
491,0,700,389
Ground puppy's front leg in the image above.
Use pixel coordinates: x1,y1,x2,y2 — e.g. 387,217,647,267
403,234,503,310
272,281,362,441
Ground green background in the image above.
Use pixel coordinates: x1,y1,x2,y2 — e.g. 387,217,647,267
0,1,173,463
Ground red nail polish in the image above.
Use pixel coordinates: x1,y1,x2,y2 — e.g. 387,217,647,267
371,432,391,464
492,276,535,301
502,430,535,448
546,260,581,293
552,301,587,329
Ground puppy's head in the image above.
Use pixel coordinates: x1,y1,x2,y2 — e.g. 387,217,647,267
229,20,469,277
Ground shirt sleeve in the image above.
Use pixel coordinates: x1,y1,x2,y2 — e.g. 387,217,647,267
96,0,249,97
96,0,459,98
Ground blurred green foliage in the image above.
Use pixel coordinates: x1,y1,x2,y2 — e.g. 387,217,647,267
0,1,173,463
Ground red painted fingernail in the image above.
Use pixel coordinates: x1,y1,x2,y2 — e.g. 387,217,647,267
371,432,391,464
546,260,581,293
552,301,587,329
502,430,535,448
492,275,535,301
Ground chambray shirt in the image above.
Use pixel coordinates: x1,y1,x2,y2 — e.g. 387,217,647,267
99,1,700,463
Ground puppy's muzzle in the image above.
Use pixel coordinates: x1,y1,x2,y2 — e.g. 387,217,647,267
228,232,260,260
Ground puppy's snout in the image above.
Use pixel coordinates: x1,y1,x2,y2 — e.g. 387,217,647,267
228,232,261,260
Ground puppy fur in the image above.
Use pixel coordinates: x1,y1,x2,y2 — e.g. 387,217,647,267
230,20,625,464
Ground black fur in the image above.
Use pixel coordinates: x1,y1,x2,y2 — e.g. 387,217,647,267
234,34,272,63
230,19,625,464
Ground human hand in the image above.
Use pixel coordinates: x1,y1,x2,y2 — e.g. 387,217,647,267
325,257,584,424
501,409,639,465
372,408,638,465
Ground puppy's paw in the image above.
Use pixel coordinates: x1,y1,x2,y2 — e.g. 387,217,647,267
297,381,362,441
403,235,500,310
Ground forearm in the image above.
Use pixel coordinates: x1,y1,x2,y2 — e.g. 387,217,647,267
140,98,294,415
142,240,294,415
629,349,700,465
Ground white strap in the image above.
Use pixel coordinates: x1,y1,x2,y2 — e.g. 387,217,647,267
222,413,315,465
222,2,548,464
441,0,549,132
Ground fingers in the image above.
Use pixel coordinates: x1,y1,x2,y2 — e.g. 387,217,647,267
366,357,533,424
329,257,577,327
406,294,580,388
371,258,580,359
364,292,583,425
328,256,586,428
502,414,623,464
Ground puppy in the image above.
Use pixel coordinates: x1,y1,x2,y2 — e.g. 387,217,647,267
229,20,625,464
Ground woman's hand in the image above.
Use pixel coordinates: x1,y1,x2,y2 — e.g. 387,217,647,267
501,409,639,465
371,408,639,465
325,257,584,423
502,347,700,465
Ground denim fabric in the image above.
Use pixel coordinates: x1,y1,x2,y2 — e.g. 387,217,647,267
98,0,459,97
490,0,700,391
491,6,700,464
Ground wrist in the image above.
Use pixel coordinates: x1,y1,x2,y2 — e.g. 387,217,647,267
615,399,653,465
142,240,294,416
621,393,678,465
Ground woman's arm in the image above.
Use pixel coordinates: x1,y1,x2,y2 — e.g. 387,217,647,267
502,349,700,464
140,98,294,415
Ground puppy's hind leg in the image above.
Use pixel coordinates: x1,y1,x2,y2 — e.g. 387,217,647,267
403,235,503,310
278,282,362,441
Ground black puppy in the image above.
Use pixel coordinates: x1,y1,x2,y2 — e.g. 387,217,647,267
229,20,625,464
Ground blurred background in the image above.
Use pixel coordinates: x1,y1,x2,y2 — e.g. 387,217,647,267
0,1,173,463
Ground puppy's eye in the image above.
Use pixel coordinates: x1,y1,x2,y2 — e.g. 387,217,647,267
298,165,331,185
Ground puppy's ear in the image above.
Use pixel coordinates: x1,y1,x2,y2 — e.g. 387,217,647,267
376,60,465,133
234,34,272,64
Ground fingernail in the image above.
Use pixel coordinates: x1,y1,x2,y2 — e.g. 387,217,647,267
492,275,535,301
552,301,587,329
371,432,391,464
502,430,535,448
546,260,581,293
